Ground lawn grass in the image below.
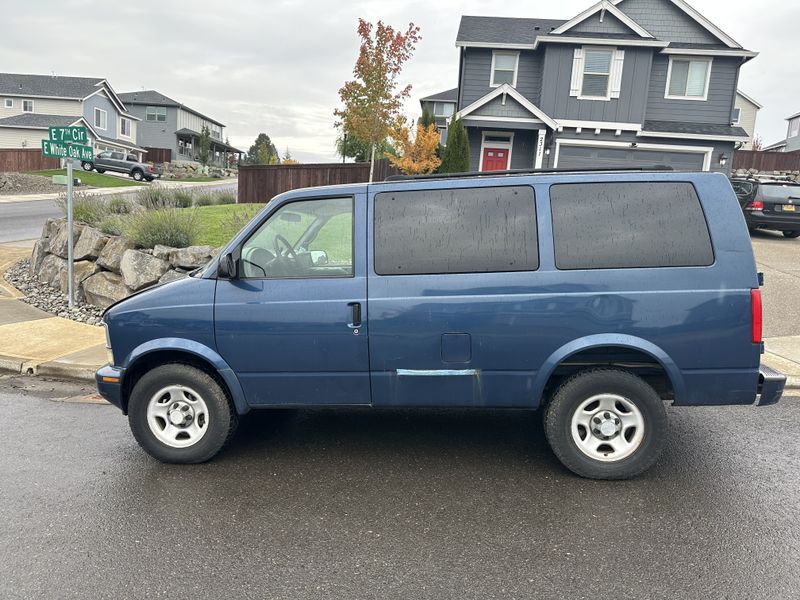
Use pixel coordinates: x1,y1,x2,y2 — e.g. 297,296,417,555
192,203,265,247
28,169,144,188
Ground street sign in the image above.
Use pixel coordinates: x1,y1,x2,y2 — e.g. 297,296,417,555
48,125,88,144
41,139,94,162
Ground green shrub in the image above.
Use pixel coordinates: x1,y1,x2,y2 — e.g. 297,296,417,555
56,192,107,226
212,190,237,205
193,192,219,207
135,186,175,210
98,215,127,236
106,195,134,214
170,188,194,208
194,189,237,207
124,209,199,248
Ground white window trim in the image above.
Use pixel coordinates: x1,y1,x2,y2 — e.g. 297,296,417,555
490,51,519,88
732,107,741,125
788,118,800,139
478,131,514,171
120,116,132,139
664,56,712,102
4,98,12,108
578,46,615,101
553,138,713,172
433,102,455,117
94,107,108,130
22,99,34,113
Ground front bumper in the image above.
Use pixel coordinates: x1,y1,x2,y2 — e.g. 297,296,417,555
95,364,126,413
757,364,786,406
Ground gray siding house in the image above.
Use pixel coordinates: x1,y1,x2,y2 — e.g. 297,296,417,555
445,0,755,172
419,88,457,144
764,111,800,153
0,73,145,158
117,90,242,166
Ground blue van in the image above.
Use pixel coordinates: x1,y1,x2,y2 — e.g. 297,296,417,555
96,169,785,479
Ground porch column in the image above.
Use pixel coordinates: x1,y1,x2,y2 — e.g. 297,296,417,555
534,129,547,169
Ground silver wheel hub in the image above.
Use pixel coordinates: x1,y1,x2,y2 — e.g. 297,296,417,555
146,385,209,448
571,394,645,462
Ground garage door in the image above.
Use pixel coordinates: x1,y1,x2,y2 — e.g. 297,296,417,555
557,145,706,171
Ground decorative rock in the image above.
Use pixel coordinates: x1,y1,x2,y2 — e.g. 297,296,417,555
96,236,135,274
37,254,67,288
120,249,170,291
83,271,131,309
48,221,84,258
158,269,188,284
59,260,100,300
153,244,177,260
73,226,109,260
29,239,48,277
169,245,213,269
42,217,60,240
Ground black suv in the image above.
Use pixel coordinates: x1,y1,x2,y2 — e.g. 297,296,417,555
730,176,800,239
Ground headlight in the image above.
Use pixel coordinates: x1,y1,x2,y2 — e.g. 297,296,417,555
103,321,114,366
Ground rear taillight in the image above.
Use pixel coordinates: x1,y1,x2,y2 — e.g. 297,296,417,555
751,288,762,344
745,199,764,210
149,164,154,172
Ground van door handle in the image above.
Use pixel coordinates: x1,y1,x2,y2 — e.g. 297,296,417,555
348,302,362,327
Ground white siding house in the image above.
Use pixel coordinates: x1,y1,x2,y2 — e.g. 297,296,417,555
734,90,762,150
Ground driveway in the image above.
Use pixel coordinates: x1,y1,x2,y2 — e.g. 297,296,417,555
751,229,800,337
0,376,798,599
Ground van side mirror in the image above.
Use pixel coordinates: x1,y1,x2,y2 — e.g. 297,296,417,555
218,253,238,279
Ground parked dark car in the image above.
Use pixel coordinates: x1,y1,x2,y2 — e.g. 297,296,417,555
730,176,800,238
81,151,162,182
96,169,785,480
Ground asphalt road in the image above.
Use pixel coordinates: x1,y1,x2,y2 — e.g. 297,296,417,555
1,375,798,599
752,229,800,337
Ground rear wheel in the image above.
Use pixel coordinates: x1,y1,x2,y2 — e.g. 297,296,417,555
783,230,800,239
544,368,667,479
131,169,144,181
81,161,93,171
96,169,106,174
128,364,237,463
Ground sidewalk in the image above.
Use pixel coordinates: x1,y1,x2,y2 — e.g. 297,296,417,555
1,241,799,390
0,177,237,204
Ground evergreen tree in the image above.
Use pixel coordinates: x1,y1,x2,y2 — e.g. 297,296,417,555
420,106,436,128
439,117,470,173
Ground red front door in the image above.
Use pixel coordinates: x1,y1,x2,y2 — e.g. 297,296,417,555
481,147,509,171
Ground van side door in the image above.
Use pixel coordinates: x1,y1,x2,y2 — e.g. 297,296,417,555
214,193,370,406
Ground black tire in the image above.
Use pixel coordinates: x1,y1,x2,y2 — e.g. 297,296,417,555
81,161,93,171
131,169,144,181
783,230,800,239
145,176,154,182
128,364,237,463
544,368,667,480
96,169,106,174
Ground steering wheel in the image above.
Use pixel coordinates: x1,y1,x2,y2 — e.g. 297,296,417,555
274,235,297,260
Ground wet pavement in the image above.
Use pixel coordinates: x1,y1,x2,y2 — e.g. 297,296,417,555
0,376,798,599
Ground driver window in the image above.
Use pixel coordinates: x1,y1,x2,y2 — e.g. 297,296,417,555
240,197,353,279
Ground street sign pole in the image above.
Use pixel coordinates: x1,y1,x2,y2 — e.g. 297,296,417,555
66,158,74,309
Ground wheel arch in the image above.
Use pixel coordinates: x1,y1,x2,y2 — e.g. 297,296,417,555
533,334,685,407
120,338,248,415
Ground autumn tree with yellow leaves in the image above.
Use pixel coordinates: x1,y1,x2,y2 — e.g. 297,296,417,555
388,121,442,175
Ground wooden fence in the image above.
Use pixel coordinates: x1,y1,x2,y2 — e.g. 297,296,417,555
238,160,399,204
0,149,60,172
143,147,172,164
733,150,800,172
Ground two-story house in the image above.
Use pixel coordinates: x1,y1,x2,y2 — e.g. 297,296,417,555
444,0,755,173
419,88,458,144
733,90,761,150
764,112,800,153
118,90,242,166
0,73,145,160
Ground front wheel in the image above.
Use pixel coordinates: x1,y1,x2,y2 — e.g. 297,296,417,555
128,364,237,463
131,169,144,181
81,161,93,171
96,169,106,174
783,230,800,239
544,368,667,480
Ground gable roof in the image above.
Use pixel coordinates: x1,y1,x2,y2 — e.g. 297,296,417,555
119,89,225,127
456,16,566,48
552,0,654,38
0,73,105,99
455,83,558,129
420,88,458,103
0,113,144,150
736,90,762,110
612,0,741,48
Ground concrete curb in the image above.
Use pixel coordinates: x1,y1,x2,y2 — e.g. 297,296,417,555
0,355,97,382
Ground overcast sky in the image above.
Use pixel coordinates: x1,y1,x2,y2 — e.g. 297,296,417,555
2,0,797,161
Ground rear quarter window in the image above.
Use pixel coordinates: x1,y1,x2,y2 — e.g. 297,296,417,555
550,181,714,270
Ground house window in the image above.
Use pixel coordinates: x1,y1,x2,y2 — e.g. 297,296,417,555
146,106,167,122
120,117,131,137
732,107,741,125
22,100,34,112
491,51,519,87
666,57,712,100
789,117,800,139
4,98,12,108
581,48,613,99
94,108,107,130
433,102,454,117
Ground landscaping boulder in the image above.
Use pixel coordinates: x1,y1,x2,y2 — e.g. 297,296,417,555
29,239,48,278
37,254,67,288
170,245,213,269
73,226,109,260
82,271,131,309
153,244,177,260
120,249,170,291
96,235,135,274
48,221,84,258
59,260,100,302
158,269,188,284
41,217,60,240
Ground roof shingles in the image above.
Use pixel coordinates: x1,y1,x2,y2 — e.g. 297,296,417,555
0,73,103,98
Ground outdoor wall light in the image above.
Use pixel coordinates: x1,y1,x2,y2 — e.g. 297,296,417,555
630,142,638,149
545,147,551,156
719,153,729,167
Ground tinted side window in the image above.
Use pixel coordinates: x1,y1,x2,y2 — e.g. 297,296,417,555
374,186,538,275
550,182,713,270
